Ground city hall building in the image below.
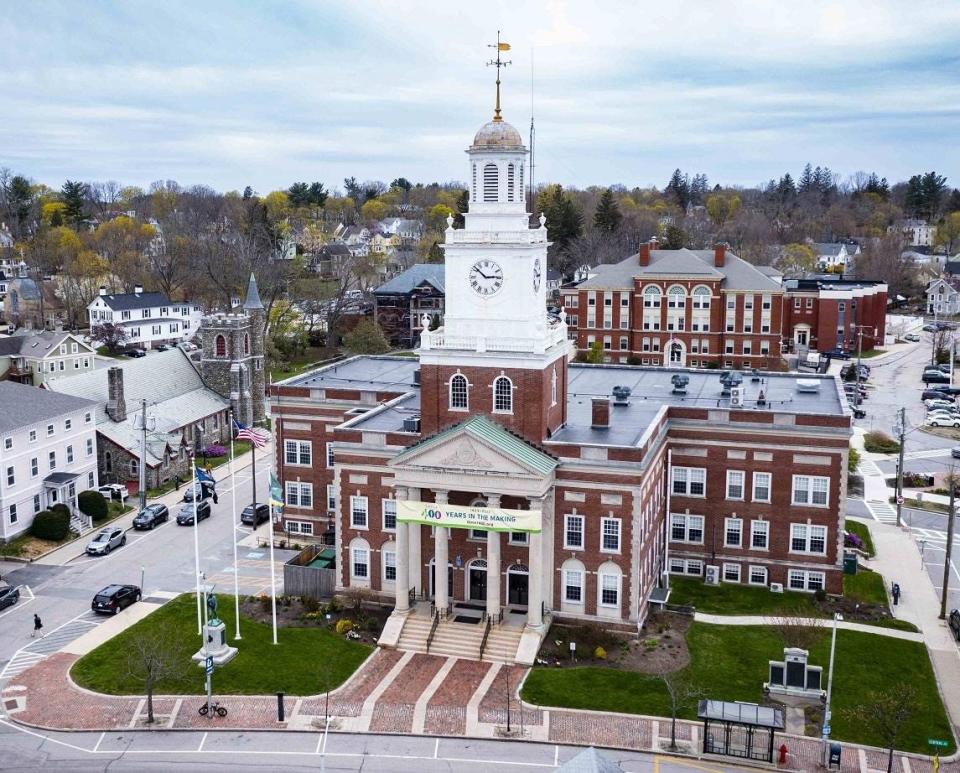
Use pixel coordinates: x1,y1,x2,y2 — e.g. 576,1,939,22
271,101,853,663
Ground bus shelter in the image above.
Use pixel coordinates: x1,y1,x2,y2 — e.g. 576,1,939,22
698,699,784,763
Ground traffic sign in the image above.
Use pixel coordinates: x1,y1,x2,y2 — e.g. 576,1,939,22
928,739,949,748
896,495,904,505
205,655,214,675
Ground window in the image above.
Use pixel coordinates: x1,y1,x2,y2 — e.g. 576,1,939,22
33,494,41,514
5,466,13,486
724,517,742,547
285,482,313,508
670,513,704,543
29,429,36,442
8,504,16,525
762,295,771,310
551,367,558,406
794,297,801,309
752,472,771,502
493,376,513,413
215,335,226,357
643,286,661,308
726,470,744,500
243,334,249,354
722,563,741,582
284,440,312,466
792,475,829,507
327,484,337,512
692,286,711,309
351,545,369,579
790,523,827,554
601,518,621,552
30,457,38,477
744,295,754,310
48,451,56,470
619,336,628,351
599,572,620,607
130,459,138,476
350,496,369,528
509,532,528,545
450,374,468,410
47,424,54,436
382,499,397,531
788,569,825,592
667,286,686,308
326,443,335,468
749,566,768,586
88,471,95,489
750,520,769,550
564,514,584,549
85,412,92,424
806,298,813,309
564,569,583,602
672,466,706,496
483,163,499,202
383,549,397,582
3,437,10,451
66,445,74,464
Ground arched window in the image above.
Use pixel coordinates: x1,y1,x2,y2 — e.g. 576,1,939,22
597,560,623,615
483,163,499,202
667,285,687,308
643,286,661,308
215,334,226,357
449,374,468,410
550,366,558,406
507,163,515,202
381,539,397,584
493,376,513,413
349,537,370,585
561,558,586,607
129,459,139,476
692,285,711,309
243,334,250,355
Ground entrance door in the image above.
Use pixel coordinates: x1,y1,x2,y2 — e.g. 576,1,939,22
469,563,487,602
429,563,454,599
507,571,528,607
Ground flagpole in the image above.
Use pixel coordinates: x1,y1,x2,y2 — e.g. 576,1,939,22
190,453,202,636
268,497,278,645
229,409,241,640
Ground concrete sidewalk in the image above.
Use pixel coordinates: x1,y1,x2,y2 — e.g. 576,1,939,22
693,612,924,641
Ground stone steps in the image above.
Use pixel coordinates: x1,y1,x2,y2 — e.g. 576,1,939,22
396,613,523,663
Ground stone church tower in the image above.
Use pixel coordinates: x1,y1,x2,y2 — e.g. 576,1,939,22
199,273,267,426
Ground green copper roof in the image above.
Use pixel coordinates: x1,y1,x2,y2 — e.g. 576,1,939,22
393,414,557,477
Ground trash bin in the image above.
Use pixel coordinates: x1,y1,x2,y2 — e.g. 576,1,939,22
829,743,842,769
843,551,858,575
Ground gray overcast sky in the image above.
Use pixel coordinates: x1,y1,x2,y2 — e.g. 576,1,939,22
2,0,959,194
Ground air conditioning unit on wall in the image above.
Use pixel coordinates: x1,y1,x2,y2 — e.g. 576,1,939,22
770,582,784,593
705,565,720,585
730,385,743,407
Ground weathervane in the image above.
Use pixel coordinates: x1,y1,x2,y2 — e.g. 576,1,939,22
487,31,511,122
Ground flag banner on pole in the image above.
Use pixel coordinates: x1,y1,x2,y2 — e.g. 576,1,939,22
268,471,284,511
498,42,510,51
195,467,216,484
234,419,270,448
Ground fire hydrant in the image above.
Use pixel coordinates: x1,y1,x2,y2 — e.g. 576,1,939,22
778,743,788,766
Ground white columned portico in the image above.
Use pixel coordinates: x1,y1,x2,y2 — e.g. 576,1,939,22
434,489,450,617
485,493,502,621
394,485,410,613
408,486,422,596
526,496,544,629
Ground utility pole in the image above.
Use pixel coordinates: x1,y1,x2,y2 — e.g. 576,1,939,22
895,406,906,528
138,399,148,512
821,612,841,766
856,326,864,407
941,471,957,620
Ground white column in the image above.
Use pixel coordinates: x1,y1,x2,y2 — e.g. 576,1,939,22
408,486,422,597
527,496,544,629
485,494,502,621
395,485,410,613
434,489,449,617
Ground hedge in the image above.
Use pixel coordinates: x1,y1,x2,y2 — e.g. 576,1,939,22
31,509,71,541
78,490,109,522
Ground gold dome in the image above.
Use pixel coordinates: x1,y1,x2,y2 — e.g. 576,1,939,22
472,120,523,149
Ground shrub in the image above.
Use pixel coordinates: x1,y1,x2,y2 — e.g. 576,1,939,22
594,646,607,660
203,444,227,458
51,503,70,518
626,355,642,366
258,594,272,613
848,447,861,475
31,509,70,541
78,490,109,522
301,595,320,614
335,619,354,635
863,431,900,454
365,618,380,633
845,532,865,550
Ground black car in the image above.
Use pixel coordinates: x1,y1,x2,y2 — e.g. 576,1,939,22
176,500,212,525
91,584,141,614
923,371,951,384
950,609,960,641
124,348,147,358
848,403,866,419
923,323,938,332
0,584,20,610
936,386,960,396
183,480,216,503
922,389,954,402
241,502,270,526
826,348,852,360
132,503,170,530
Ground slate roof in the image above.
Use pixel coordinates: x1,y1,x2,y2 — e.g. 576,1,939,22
575,249,781,292
45,348,229,466
374,264,445,296
0,331,92,358
0,381,96,435
944,261,960,276
94,290,171,311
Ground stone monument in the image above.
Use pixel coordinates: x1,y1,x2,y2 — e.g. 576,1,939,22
764,647,823,700
192,587,238,667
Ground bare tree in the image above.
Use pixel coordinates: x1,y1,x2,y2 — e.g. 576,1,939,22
843,683,917,773
770,610,825,652
126,627,188,724
659,671,705,751
91,322,131,354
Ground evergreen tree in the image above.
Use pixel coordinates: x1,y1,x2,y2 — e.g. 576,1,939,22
287,182,310,206
242,186,253,200
343,319,390,354
665,169,690,209
593,188,622,232
689,173,709,205
307,181,328,207
60,179,88,229
663,224,687,249
537,185,583,250
947,188,960,214
7,175,33,231
777,173,797,201
798,163,814,193
921,171,948,219
454,189,469,228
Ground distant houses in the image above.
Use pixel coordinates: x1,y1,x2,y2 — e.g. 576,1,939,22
87,285,202,349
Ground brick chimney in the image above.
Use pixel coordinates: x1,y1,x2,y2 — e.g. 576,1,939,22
106,366,126,423
639,242,651,266
591,397,611,429
714,242,727,268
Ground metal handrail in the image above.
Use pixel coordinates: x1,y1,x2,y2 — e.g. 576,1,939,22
426,608,441,653
479,614,492,660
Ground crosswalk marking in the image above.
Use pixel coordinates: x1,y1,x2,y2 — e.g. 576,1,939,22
0,611,102,684
867,498,899,524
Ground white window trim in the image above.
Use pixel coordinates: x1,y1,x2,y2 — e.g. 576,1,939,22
382,498,397,532
752,472,771,503
284,439,313,467
726,470,745,501
598,571,622,608
791,474,830,508
563,569,585,604
748,565,768,586
724,517,742,548
789,523,828,555
350,495,369,530
722,563,741,583
600,517,621,554
564,513,584,550
750,519,769,551
671,466,706,498
670,513,705,544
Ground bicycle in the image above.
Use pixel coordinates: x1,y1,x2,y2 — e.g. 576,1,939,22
198,701,228,717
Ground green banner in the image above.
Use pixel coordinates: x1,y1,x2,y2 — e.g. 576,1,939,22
397,500,542,533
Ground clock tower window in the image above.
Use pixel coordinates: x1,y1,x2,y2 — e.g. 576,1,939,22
483,163,499,202
449,374,469,410
507,163,516,202
493,376,514,413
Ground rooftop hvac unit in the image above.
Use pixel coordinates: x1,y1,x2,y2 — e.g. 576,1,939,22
402,416,421,433
770,583,784,594
719,370,743,395
730,385,744,408
671,373,689,395
612,385,632,405
705,565,720,586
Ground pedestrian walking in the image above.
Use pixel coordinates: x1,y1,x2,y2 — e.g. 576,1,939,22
32,614,42,638
892,582,901,606
174,475,181,491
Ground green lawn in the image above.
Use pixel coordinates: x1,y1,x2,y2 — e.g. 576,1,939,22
844,569,888,606
845,519,875,557
71,594,372,697
668,577,820,615
269,347,337,382
858,348,888,359
522,623,953,754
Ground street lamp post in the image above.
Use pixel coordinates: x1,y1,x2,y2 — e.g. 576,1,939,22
821,612,842,766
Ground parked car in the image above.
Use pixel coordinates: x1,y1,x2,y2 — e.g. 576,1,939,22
132,503,169,530
183,480,216,503
0,584,20,610
826,348,852,360
950,609,960,641
935,386,960,396
98,483,128,501
85,527,126,555
939,364,953,374
925,399,957,411
922,390,954,402
240,502,270,526
155,343,171,352
926,415,960,428
124,348,147,358
952,447,960,459
848,403,866,419
938,321,957,330
91,584,140,614
178,341,198,352
176,500,212,525
923,371,951,384
904,333,921,342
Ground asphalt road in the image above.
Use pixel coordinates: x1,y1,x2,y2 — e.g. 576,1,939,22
0,450,289,682
0,721,754,773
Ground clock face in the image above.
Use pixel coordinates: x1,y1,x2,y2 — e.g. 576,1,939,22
469,259,504,296
532,258,542,292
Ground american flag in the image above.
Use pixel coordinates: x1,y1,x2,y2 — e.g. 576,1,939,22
234,419,270,448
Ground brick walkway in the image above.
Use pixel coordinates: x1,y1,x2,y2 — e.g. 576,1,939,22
2,647,956,773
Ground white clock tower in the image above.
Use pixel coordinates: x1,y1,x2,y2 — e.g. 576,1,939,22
419,54,571,444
